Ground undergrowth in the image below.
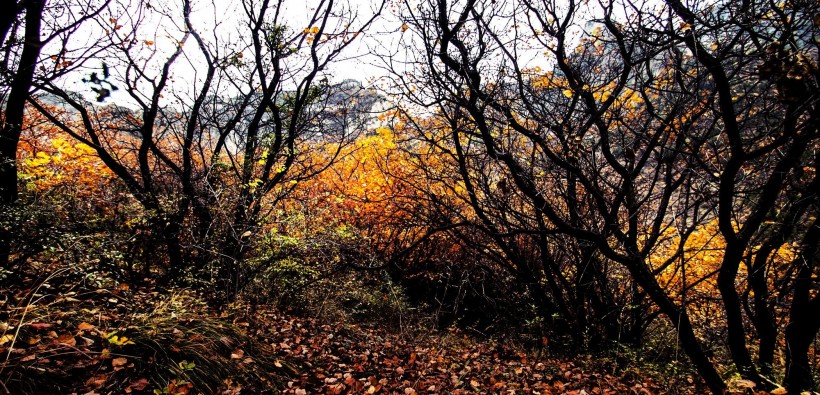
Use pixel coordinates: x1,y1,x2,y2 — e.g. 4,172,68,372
0,262,290,394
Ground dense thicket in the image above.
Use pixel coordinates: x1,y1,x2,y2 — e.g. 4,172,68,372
387,0,819,392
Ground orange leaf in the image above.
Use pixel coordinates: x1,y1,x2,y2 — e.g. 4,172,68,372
86,374,109,389
57,333,76,346
128,378,150,392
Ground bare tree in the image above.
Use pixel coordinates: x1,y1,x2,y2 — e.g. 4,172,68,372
0,0,111,269
393,0,818,392
658,0,819,390
31,0,384,300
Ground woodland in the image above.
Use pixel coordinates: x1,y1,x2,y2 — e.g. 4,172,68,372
0,0,818,394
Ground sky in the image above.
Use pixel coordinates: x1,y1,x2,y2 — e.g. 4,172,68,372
208,0,401,83
57,0,403,105
53,0,608,106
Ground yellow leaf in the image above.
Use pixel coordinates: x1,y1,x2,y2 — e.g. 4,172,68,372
0,334,14,345
106,331,135,346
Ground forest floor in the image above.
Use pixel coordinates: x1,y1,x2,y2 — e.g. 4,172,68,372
0,265,736,394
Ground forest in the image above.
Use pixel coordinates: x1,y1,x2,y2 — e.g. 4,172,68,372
0,0,818,393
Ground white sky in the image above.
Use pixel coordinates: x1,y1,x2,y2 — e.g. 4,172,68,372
57,0,401,105
54,0,624,105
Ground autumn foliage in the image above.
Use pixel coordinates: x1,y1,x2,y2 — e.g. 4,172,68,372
1,0,819,393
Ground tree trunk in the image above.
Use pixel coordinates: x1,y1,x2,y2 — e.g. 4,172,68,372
624,257,727,394
217,197,252,302
749,246,778,376
784,221,819,393
0,0,45,269
0,1,21,46
784,316,819,394
160,217,185,283
719,244,768,386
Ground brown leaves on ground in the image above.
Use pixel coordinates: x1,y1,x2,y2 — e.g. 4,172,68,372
249,307,704,395
0,270,794,394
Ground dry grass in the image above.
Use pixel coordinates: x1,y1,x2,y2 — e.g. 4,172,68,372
0,265,289,394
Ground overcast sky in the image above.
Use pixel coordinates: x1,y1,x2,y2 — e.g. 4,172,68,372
56,0,604,105
57,0,402,105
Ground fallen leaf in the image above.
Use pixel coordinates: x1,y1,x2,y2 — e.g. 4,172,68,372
29,322,53,330
129,377,150,390
0,334,13,345
86,374,109,389
57,333,76,346
734,379,756,389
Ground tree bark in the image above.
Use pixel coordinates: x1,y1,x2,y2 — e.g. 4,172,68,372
0,0,45,268
784,219,820,393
